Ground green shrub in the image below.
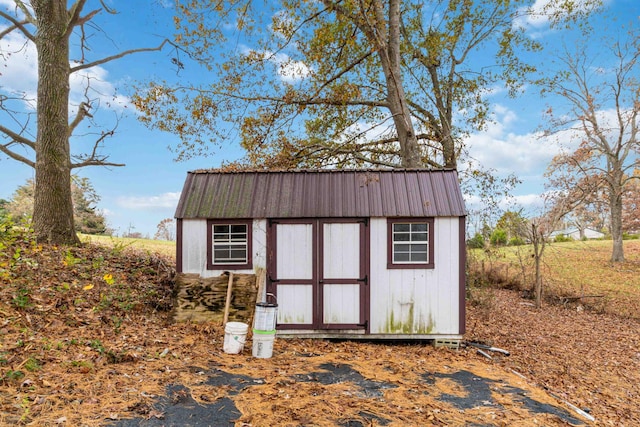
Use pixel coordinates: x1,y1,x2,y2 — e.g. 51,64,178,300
490,229,507,246
509,236,525,246
554,234,573,243
467,233,485,249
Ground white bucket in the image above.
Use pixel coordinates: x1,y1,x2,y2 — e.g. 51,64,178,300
252,329,276,358
254,302,278,331
223,322,248,354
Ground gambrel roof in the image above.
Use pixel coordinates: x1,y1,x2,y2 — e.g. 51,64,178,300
175,169,466,219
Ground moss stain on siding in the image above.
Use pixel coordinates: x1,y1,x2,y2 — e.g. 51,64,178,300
384,302,435,334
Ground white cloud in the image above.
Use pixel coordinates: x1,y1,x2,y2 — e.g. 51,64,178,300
116,192,181,210
271,52,311,82
0,20,131,114
69,66,132,113
501,193,546,210
0,26,39,103
465,105,560,176
242,47,311,82
513,0,608,37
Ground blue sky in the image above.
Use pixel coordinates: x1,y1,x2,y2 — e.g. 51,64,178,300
0,0,636,237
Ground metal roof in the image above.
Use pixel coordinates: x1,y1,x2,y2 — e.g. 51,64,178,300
175,169,466,219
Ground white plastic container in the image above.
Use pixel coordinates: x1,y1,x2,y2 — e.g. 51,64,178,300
254,302,278,331
223,322,248,354
252,329,276,358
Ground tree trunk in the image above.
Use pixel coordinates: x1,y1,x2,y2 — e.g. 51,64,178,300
531,224,544,309
609,177,624,262
375,0,422,168
32,1,79,245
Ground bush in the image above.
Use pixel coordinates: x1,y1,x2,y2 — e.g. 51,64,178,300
490,229,507,246
467,233,485,249
554,234,573,243
622,233,639,240
509,236,525,246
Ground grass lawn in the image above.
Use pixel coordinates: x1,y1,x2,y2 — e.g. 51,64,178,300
469,239,640,318
79,234,176,258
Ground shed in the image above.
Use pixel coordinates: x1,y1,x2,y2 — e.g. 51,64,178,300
175,169,467,340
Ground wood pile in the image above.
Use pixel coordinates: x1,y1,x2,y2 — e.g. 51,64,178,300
174,272,258,323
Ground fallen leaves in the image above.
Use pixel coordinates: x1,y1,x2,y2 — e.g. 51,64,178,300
1,237,639,425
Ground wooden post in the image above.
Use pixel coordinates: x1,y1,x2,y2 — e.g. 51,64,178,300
223,272,234,326
255,268,266,304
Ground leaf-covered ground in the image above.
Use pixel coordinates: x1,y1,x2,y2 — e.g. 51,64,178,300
1,235,638,426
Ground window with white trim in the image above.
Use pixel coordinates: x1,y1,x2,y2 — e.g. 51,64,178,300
387,218,434,269
207,220,252,269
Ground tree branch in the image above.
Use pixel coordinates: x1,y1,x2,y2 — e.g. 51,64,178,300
68,102,92,136
0,12,34,41
65,0,90,37
70,40,170,73
0,123,36,149
0,143,35,168
71,159,124,168
309,49,375,102
70,130,124,169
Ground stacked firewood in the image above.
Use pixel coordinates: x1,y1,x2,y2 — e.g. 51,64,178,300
174,272,257,323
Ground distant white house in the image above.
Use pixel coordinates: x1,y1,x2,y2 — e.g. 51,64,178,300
550,228,605,240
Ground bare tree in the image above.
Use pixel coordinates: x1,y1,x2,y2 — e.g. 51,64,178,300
0,1,167,244
525,194,571,308
154,218,176,241
543,31,640,262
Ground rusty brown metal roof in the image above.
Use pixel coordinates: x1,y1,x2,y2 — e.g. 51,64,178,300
175,169,466,219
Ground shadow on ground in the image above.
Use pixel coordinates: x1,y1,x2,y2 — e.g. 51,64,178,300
109,361,584,427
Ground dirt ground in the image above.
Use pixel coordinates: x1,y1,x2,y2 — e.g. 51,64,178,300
1,241,639,426
105,337,586,427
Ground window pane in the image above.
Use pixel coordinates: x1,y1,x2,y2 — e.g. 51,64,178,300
394,232,410,242
214,248,230,260
214,225,229,234
230,249,246,260
412,233,428,242
413,244,428,252
231,224,247,233
394,252,410,262
395,244,410,252
393,223,410,232
411,223,428,232
410,252,428,262
230,233,246,242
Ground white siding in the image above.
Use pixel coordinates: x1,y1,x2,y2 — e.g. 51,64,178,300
181,219,208,276
368,217,460,335
180,219,267,278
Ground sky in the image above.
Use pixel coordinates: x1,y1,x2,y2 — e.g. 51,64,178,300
0,0,637,237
